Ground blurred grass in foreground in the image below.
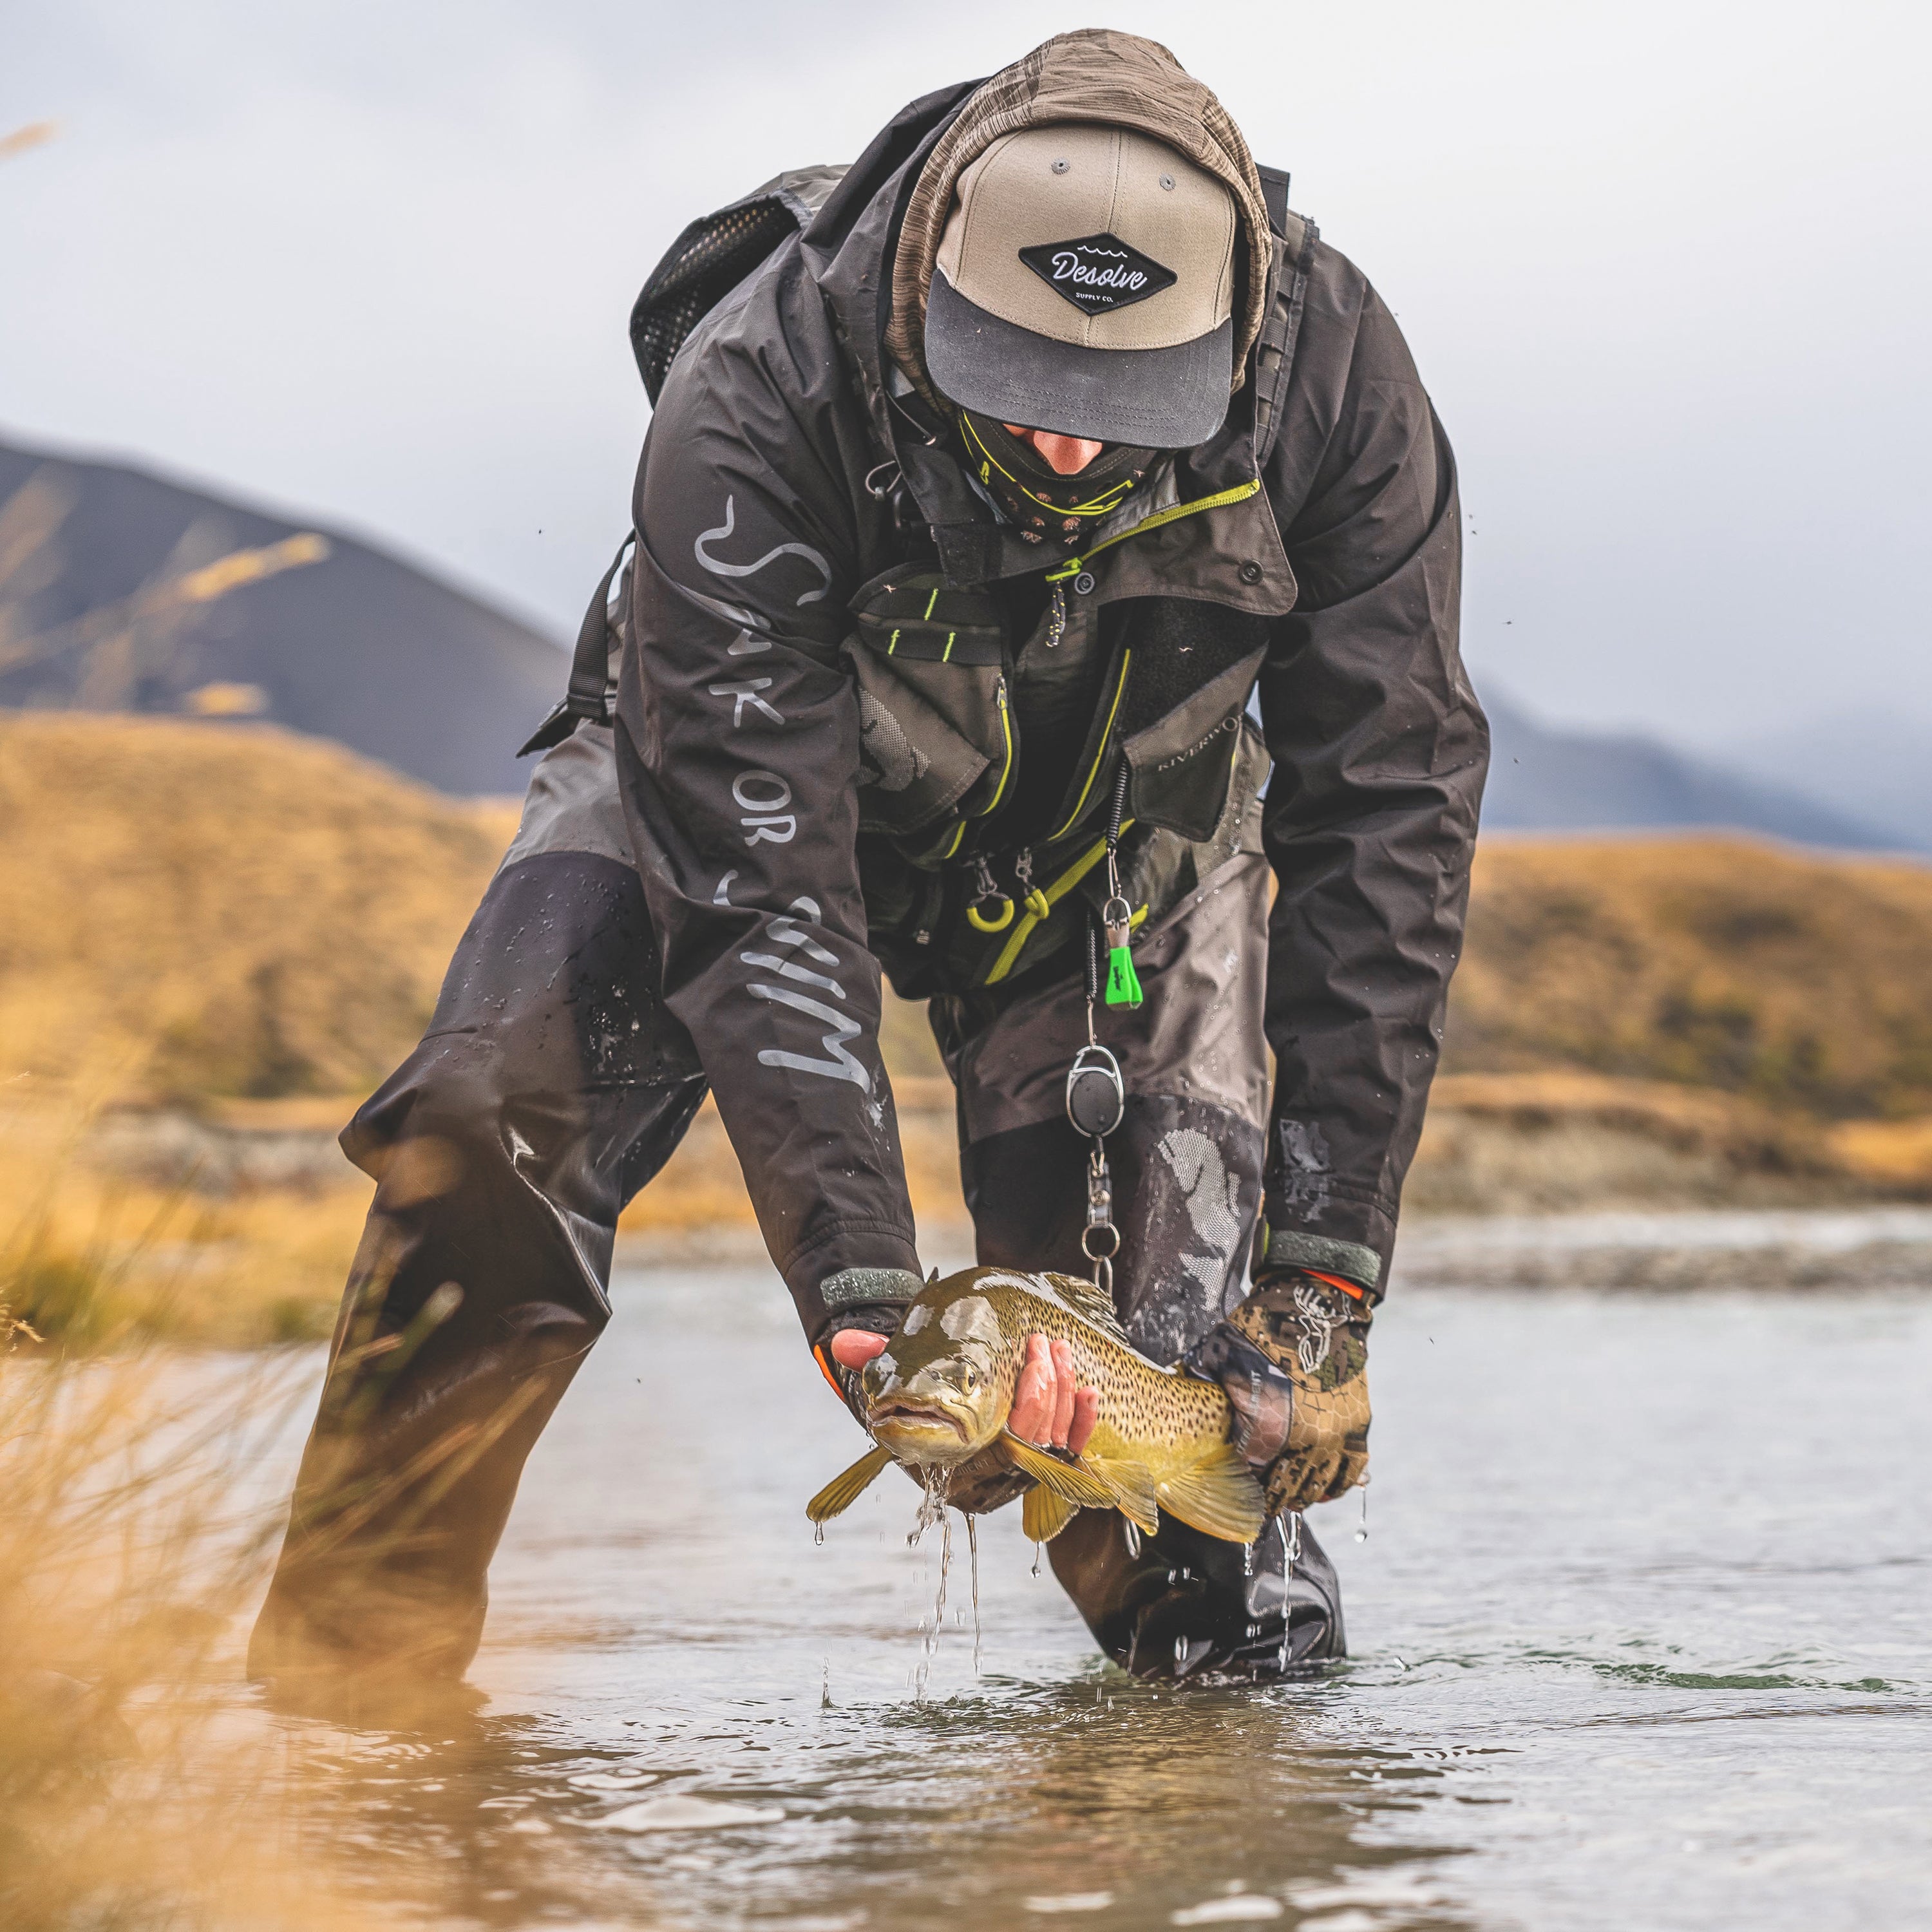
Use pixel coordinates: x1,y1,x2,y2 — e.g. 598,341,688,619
0,1319,400,1929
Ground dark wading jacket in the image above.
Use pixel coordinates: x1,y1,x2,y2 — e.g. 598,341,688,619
612,70,1487,1343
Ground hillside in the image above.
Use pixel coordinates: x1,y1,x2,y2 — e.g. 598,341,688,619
0,711,512,1099
1446,836,1932,1121
0,432,565,795
1479,691,1901,850
6,712,1932,1217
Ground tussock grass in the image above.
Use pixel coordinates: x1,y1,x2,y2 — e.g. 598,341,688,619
0,1088,368,1347
0,1318,396,1929
1452,836,1932,1122
0,710,511,1102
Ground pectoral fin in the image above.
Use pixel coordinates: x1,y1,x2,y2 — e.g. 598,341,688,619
1021,1482,1079,1544
1001,1433,1115,1508
1082,1452,1160,1537
1155,1443,1267,1544
806,1444,893,1524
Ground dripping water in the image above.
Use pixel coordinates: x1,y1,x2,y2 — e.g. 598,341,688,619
1355,1480,1370,1543
1121,1517,1141,1558
965,1513,983,1676
910,1468,952,1702
1276,1511,1302,1671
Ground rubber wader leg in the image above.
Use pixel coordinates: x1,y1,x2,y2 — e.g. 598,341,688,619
249,850,705,1691
1046,1506,1345,1680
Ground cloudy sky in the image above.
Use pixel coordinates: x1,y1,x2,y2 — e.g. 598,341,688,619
6,0,1929,752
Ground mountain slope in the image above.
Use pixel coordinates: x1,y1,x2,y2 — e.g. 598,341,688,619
1720,707,1932,853
1479,690,1901,850
0,432,566,795
0,711,513,1099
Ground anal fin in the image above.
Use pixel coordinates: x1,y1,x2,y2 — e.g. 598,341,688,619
1155,1443,1266,1543
806,1444,893,1524
1021,1482,1079,1544
1083,1452,1160,1537
1001,1432,1115,1508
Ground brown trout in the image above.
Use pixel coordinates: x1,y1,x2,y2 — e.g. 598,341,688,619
806,1265,1265,1545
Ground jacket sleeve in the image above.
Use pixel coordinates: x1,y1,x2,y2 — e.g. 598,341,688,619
1255,263,1488,1299
612,295,922,1342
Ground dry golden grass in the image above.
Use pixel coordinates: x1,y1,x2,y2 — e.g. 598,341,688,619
0,1090,370,1347
0,711,510,1101
1827,1114,1932,1186
0,1321,408,1930
6,713,1931,1349
1449,835,1932,1120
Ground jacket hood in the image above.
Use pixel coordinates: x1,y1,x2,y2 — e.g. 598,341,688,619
885,30,1271,417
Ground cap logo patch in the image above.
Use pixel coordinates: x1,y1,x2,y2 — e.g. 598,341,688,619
1018,232,1177,316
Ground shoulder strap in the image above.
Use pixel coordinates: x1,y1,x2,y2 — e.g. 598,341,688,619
516,534,634,757
1256,164,1291,241
629,166,849,404
1251,180,1319,470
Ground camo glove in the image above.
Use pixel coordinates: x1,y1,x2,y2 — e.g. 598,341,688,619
1183,1271,1372,1515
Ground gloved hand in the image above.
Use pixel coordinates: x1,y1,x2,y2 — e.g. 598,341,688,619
1184,1270,1371,1515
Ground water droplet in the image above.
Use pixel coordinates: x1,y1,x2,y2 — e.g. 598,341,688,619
813,1522,825,1546
1122,1518,1141,1558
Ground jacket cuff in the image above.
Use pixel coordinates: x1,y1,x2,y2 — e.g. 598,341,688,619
783,1226,923,1343
1256,1196,1393,1300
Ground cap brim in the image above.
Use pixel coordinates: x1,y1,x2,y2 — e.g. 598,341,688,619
924,270,1233,450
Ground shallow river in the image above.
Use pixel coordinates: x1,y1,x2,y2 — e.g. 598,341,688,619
267,1265,1932,1932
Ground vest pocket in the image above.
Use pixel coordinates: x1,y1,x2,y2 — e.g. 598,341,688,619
846,568,1012,839
1121,644,1268,842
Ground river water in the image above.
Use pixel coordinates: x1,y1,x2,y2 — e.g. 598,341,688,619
265,1262,1932,1932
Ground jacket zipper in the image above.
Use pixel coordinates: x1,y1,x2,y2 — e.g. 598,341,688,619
933,676,1012,866
1042,477,1262,589
1038,476,1264,844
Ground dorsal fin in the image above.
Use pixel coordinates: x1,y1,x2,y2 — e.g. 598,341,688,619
1038,1270,1131,1343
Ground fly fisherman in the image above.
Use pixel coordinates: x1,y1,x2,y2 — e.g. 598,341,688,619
253,30,1484,1689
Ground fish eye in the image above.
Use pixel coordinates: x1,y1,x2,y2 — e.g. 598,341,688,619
959,1365,979,1390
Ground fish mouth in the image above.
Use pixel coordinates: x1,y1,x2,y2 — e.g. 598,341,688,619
867,1398,975,1466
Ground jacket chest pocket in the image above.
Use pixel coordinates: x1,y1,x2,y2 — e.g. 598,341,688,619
1113,601,1270,844
846,568,1012,840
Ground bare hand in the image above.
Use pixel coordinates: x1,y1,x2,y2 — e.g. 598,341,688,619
827,1329,1098,1457
1008,1334,1099,1456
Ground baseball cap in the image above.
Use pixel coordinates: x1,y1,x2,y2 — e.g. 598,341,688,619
923,122,1240,449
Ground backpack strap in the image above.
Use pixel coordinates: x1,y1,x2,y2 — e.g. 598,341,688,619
629,166,848,404
517,534,634,757
1250,166,1318,470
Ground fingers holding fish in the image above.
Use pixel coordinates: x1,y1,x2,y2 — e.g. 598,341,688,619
1009,1334,1099,1455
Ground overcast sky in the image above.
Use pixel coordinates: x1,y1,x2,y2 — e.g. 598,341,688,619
6,0,1929,751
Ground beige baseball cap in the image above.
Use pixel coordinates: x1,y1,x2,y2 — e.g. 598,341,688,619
924,122,1240,448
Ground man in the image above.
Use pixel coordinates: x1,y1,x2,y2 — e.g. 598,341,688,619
252,29,1484,1688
